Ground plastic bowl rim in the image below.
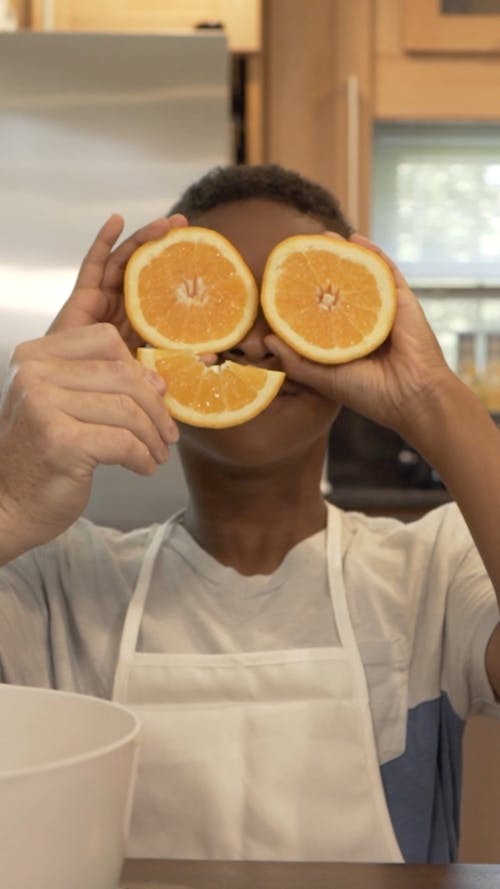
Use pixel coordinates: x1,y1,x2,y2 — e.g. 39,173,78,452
0,684,141,782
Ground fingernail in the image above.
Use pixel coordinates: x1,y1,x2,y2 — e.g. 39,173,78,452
168,213,188,228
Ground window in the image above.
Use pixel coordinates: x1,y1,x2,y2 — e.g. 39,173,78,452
372,123,500,287
372,123,500,393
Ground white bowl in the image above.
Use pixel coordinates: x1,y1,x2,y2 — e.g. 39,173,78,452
0,684,140,889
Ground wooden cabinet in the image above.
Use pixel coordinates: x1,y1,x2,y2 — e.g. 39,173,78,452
261,0,500,232
25,0,263,163
376,0,500,118
20,0,500,210
262,0,375,234
460,715,500,864
402,0,500,54
29,0,261,52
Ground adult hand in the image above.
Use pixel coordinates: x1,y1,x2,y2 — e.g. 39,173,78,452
0,216,182,562
48,212,187,350
265,234,452,444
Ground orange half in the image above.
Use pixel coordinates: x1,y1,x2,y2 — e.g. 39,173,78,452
137,348,285,429
261,235,397,364
125,226,258,353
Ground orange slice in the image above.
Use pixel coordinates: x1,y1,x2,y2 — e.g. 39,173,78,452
137,348,285,429
125,226,258,353
261,235,397,364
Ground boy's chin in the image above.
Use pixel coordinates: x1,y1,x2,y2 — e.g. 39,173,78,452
178,412,331,471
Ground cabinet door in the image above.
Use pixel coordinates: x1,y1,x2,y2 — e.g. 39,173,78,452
402,0,500,53
263,0,375,234
30,0,261,52
376,0,500,118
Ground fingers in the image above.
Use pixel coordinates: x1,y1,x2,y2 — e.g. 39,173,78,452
16,327,174,433
71,214,125,293
38,386,173,465
58,358,174,439
77,423,162,476
50,213,189,335
323,228,408,289
72,212,187,294
48,216,127,333
349,233,408,288
101,213,188,292
264,335,337,399
16,324,165,404
31,405,162,478
6,373,174,480
9,326,179,466
14,357,176,439
17,323,140,363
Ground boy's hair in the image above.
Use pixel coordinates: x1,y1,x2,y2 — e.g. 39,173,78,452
169,164,353,237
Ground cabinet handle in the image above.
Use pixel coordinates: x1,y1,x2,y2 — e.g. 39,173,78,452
346,74,359,230
40,0,54,30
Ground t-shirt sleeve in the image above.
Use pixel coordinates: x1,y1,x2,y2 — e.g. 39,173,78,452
440,508,500,719
0,546,52,687
0,519,147,696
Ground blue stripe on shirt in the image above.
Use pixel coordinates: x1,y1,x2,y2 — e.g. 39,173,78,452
380,693,464,863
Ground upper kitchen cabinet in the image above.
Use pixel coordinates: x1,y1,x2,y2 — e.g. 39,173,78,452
29,0,261,52
402,0,500,54
27,0,263,163
376,0,500,118
262,0,375,234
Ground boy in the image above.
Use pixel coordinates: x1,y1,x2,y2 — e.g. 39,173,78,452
0,165,499,863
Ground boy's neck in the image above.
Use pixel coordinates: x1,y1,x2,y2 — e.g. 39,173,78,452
180,456,328,576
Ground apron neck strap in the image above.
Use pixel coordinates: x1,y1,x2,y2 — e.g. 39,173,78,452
112,518,173,701
325,503,359,655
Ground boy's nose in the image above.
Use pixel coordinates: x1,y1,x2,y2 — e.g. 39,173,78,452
222,311,275,364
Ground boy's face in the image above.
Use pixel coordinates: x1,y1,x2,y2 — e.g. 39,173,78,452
177,198,341,469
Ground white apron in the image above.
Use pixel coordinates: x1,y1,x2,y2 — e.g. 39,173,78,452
112,505,403,862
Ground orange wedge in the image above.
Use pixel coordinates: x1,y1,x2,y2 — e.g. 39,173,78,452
261,235,397,364
125,226,258,353
137,348,285,429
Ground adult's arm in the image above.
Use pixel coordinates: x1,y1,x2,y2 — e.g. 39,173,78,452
0,215,184,564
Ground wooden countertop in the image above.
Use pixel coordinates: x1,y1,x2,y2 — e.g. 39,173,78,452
329,486,451,511
326,486,451,521
121,859,500,889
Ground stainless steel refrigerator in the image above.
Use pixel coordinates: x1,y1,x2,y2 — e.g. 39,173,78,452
0,30,231,527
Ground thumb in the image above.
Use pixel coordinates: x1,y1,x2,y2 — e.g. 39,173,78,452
265,334,338,400
48,214,125,333
48,290,111,334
